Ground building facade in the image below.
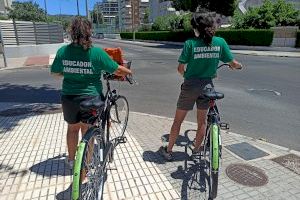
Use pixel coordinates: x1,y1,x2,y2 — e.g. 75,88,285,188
95,0,119,26
0,0,12,15
149,0,175,22
118,0,149,31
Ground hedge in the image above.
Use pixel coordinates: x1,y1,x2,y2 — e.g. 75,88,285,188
120,31,194,42
120,29,274,46
296,31,300,47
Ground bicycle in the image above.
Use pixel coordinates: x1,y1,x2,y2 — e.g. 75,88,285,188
71,61,134,200
188,63,239,199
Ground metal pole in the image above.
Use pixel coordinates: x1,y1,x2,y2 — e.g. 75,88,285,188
77,0,80,16
131,0,135,40
44,0,47,15
86,0,90,20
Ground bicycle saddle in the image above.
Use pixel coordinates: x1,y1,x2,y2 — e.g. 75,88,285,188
80,98,105,110
203,88,224,100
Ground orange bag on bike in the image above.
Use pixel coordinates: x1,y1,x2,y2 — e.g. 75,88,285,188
104,47,124,65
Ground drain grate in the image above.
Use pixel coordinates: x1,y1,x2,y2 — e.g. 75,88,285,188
226,163,268,187
225,142,269,160
272,154,300,175
0,105,62,117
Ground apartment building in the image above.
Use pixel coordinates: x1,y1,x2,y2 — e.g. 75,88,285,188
0,0,12,15
118,0,149,31
149,0,175,22
95,0,119,25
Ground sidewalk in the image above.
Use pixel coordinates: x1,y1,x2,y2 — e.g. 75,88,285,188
0,102,300,199
0,55,55,71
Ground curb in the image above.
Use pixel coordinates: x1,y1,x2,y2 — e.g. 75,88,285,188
130,111,300,154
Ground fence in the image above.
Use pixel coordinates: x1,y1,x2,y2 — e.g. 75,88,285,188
0,20,64,68
0,20,63,46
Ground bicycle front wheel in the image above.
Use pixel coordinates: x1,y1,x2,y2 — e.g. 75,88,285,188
109,95,129,139
72,127,106,200
209,123,220,199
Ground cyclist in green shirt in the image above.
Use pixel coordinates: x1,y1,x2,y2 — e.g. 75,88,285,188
160,12,242,161
51,17,131,168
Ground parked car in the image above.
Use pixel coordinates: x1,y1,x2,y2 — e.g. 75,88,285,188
95,33,104,39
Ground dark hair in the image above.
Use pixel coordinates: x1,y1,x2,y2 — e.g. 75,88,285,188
191,12,216,45
69,17,92,50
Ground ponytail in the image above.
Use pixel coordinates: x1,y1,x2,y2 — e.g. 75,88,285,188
191,13,216,46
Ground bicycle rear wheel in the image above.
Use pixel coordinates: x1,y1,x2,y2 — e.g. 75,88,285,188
209,123,220,199
72,127,106,200
108,95,129,139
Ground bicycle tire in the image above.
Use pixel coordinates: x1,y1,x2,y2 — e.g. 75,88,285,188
72,127,106,200
210,123,220,199
108,95,129,139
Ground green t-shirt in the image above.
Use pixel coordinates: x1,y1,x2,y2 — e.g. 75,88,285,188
51,44,118,96
178,36,233,79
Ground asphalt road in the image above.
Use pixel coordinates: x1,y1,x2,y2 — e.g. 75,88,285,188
0,39,299,151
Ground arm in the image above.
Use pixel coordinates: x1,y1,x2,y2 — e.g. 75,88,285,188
51,72,63,78
177,63,185,76
114,65,132,76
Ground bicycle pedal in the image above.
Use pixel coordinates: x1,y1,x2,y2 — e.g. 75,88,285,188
118,136,127,143
220,122,230,130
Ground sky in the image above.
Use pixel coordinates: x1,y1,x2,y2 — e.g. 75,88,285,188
15,0,101,15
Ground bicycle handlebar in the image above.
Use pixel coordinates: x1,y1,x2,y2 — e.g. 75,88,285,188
218,63,242,70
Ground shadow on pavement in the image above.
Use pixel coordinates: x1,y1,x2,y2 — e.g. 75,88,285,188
171,161,209,200
0,83,61,135
56,183,72,200
143,133,191,164
0,83,60,103
29,154,72,177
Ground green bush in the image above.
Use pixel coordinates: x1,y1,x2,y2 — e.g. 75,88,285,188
121,31,194,42
215,29,274,46
233,0,299,29
120,29,274,46
296,31,300,47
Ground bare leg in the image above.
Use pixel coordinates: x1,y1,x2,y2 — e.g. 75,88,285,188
167,109,188,152
80,123,89,136
67,123,81,161
194,109,208,151
80,123,92,182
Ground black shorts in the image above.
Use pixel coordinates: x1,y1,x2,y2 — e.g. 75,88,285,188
177,79,214,110
61,95,102,124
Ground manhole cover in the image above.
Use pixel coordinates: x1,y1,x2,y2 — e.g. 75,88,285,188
226,163,268,187
0,106,61,117
272,154,300,175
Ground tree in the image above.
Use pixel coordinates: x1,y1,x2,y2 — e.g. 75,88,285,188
171,0,236,16
143,8,150,24
233,0,299,29
273,0,299,26
152,16,170,31
8,1,47,22
90,8,103,25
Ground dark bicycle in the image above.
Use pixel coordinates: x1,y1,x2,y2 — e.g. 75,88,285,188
71,62,134,200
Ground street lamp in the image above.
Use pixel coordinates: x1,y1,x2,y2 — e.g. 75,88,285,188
77,0,80,15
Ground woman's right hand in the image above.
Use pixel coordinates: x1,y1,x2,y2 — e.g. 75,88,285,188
229,60,242,70
177,63,185,76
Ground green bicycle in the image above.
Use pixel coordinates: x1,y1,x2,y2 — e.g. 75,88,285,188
71,62,133,200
